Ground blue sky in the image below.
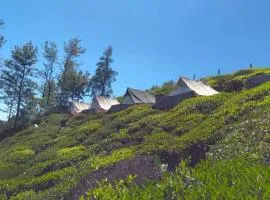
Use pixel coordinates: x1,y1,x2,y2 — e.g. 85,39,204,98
0,0,270,120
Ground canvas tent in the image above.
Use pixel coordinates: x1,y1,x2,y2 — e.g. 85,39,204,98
90,96,120,111
69,102,91,115
122,88,156,104
170,76,219,96
155,76,218,110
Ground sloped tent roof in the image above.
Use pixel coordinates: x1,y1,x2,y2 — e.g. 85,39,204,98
170,76,219,96
69,102,91,115
123,88,156,104
90,96,120,111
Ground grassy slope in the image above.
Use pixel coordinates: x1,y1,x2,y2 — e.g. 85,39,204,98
206,67,270,92
0,68,269,200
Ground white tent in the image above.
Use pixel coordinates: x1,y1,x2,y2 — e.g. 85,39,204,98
170,76,219,96
122,88,156,104
69,102,91,115
90,96,120,111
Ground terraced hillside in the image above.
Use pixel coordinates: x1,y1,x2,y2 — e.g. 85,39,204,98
0,68,270,200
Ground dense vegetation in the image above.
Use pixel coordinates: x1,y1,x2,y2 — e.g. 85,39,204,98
0,68,269,199
0,20,118,130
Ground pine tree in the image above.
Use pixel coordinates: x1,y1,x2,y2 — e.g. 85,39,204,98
3,42,38,128
90,46,118,97
58,38,85,109
69,70,90,101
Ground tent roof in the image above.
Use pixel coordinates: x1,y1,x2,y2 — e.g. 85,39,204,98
176,76,219,96
71,102,91,113
125,88,156,104
92,96,120,110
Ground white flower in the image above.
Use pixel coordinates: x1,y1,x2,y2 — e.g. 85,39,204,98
161,163,168,173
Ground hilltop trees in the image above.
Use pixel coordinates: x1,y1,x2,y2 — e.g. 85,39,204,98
0,26,118,129
0,42,38,128
90,46,118,97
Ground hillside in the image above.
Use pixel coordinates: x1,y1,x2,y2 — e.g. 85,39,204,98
0,68,270,200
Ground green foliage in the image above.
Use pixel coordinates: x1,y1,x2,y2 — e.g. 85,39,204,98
0,41,38,128
4,146,35,164
58,38,86,107
76,120,102,135
40,41,58,113
57,146,85,159
10,190,36,200
89,147,135,170
90,46,118,97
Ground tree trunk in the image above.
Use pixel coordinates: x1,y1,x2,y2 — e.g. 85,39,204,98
14,65,26,129
46,82,51,107
8,93,16,128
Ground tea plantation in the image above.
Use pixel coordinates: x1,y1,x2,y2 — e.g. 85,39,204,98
0,68,270,200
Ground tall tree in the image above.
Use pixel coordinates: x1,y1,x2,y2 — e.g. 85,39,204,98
41,41,58,112
6,42,38,128
90,46,118,97
58,38,85,109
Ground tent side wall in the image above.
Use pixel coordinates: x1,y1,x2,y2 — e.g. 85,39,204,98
109,104,132,112
90,98,100,110
169,87,192,96
122,94,135,104
68,103,76,115
154,91,195,110
169,78,191,96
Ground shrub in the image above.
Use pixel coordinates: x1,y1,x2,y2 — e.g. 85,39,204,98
57,146,85,160
5,146,35,164
10,190,36,200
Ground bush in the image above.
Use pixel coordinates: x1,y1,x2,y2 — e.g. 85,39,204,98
223,79,244,92
57,146,85,160
5,146,35,164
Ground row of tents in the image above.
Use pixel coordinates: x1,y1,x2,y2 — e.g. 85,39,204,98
69,76,219,115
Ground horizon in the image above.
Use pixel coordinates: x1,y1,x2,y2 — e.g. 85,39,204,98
1,0,270,120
